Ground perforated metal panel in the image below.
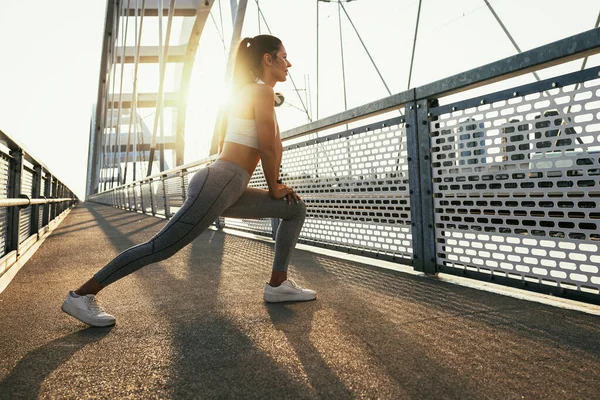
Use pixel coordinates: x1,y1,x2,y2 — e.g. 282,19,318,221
0,154,10,257
142,182,153,214
151,179,166,216
19,169,33,244
225,118,413,261
38,175,46,231
165,173,185,216
430,72,600,294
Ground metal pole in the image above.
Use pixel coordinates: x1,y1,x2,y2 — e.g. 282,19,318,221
407,0,422,89
209,0,248,155
255,3,311,121
339,2,391,96
42,173,50,226
7,150,23,255
229,0,237,24
316,0,319,120
147,0,175,176
31,165,42,235
101,3,119,192
257,0,261,34
115,0,130,186
338,1,347,112
109,1,121,188
124,0,145,184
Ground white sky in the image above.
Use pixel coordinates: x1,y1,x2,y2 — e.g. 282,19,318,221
0,0,598,198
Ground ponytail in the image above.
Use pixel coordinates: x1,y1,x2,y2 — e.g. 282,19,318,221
231,35,282,93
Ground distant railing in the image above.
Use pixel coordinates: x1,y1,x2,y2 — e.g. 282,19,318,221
89,28,600,304
0,129,78,283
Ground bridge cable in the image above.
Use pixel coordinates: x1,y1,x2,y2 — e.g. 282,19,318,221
108,1,121,189
255,0,312,121
147,0,176,176
124,0,146,183
257,0,261,34
316,0,319,120
101,1,120,191
407,0,422,90
339,2,391,96
111,0,126,189
115,0,131,188
484,0,588,146
209,0,227,54
338,1,348,114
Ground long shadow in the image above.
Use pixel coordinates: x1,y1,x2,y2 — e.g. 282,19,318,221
301,251,600,355
265,302,353,397
86,204,314,397
0,327,113,400
75,203,600,397
287,250,600,398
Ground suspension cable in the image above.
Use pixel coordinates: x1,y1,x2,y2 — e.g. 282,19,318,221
115,0,130,187
339,2,391,96
407,0,422,89
338,1,348,112
255,0,312,121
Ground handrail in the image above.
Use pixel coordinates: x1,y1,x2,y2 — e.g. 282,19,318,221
281,27,600,141
0,198,75,208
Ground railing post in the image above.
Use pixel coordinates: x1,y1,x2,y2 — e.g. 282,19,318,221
32,165,42,235
180,170,187,200
42,173,50,227
51,177,57,221
149,179,156,216
132,184,138,212
7,150,23,254
406,101,424,272
162,175,170,218
140,181,146,214
416,99,437,275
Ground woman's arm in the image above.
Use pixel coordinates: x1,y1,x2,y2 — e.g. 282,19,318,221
254,85,281,197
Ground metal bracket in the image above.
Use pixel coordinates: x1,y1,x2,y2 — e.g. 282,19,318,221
17,194,31,209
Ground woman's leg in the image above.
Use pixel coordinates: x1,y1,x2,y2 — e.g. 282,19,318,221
222,188,307,286
81,165,248,293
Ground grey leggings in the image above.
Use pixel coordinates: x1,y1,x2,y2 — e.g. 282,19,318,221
94,160,306,287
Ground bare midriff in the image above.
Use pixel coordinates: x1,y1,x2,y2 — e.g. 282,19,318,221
218,141,261,177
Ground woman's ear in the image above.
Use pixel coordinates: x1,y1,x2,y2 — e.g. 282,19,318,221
263,53,272,66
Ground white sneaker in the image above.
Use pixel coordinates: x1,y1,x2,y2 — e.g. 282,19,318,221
61,291,116,327
264,279,317,303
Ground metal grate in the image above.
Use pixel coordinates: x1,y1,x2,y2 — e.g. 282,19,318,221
151,179,165,216
0,154,9,257
225,118,414,261
430,73,600,294
38,175,46,231
19,169,33,244
165,172,185,216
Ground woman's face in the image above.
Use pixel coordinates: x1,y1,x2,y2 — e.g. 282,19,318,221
269,44,292,82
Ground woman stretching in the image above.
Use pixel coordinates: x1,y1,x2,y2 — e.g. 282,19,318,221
62,35,316,327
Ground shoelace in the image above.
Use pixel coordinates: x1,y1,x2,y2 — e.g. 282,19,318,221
286,279,302,289
86,296,105,315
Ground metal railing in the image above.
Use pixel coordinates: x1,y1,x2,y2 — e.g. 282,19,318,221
89,27,600,304
0,129,78,281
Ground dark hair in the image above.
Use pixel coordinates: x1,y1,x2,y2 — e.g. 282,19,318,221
231,34,282,92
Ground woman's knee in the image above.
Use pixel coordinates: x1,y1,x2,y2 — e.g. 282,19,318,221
290,200,307,221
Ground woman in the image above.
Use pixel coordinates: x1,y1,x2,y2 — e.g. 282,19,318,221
62,35,316,327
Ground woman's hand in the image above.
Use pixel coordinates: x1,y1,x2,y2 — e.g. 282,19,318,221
270,183,301,204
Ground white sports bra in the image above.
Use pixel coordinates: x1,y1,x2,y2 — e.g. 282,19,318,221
223,80,278,150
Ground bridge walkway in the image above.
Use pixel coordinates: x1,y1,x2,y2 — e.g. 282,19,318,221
0,203,599,399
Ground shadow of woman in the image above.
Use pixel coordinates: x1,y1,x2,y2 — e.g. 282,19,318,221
0,327,113,399
264,301,353,397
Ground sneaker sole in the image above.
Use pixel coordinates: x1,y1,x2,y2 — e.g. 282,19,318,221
61,302,116,328
264,293,317,303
